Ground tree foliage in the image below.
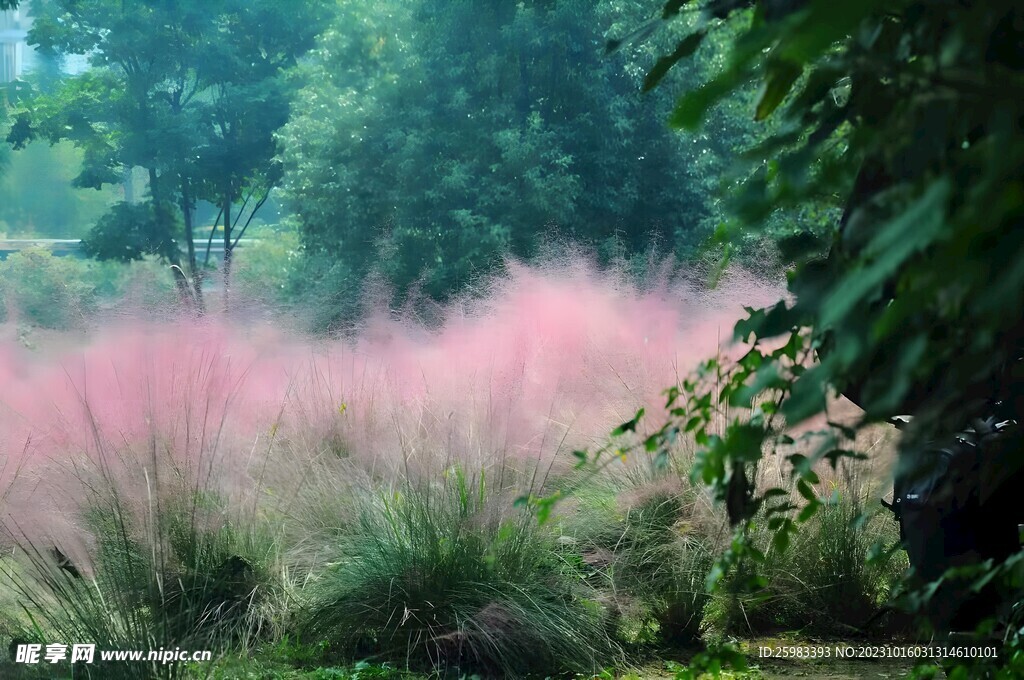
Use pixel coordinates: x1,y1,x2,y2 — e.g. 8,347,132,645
640,0,1024,510
606,0,1024,668
280,0,760,326
0,140,117,238
8,0,330,306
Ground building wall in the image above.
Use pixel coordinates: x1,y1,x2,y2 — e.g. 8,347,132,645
0,1,34,84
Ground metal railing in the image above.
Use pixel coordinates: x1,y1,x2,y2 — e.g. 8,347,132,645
0,239,260,261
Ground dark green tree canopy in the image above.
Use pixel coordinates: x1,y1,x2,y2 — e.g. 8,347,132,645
280,0,759,325
697,0,1023,437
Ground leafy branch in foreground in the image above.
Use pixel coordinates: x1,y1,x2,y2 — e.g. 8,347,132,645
544,0,1024,674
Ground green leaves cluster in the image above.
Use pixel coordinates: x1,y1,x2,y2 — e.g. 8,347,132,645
615,0,1024,671
655,0,1024,442
528,0,1024,671
279,0,757,327
8,0,331,304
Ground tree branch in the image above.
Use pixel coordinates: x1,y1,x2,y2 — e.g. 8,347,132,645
203,207,224,267
232,188,271,250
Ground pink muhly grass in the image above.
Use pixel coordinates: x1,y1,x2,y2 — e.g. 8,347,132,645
0,260,783,534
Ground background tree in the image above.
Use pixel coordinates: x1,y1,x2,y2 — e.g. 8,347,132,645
187,0,324,307
280,0,759,330
0,140,117,237
0,42,110,239
9,0,330,308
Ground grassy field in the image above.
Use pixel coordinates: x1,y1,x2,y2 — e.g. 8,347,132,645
0,279,921,679
0,419,911,679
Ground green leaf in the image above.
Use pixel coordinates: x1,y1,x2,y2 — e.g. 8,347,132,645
821,448,867,468
535,492,562,524
734,302,799,343
797,500,820,523
755,61,803,121
796,479,816,502
730,363,786,407
611,408,645,436
787,453,811,476
776,1,885,64
774,233,831,266
773,525,791,553
819,180,951,329
724,423,766,463
782,365,828,424
669,66,747,130
643,31,707,93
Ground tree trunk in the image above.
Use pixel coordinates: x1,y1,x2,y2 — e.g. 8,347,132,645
149,166,194,307
123,167,135,204
180,180,204,312
222,197,232,312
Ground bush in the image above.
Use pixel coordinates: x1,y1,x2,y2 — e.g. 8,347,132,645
784,497,906,629
233,230,303,305
299,467,619,677
702,494,906,639
0,248,97,329
0,247,183,329
92,257,180,312
560,477,717,647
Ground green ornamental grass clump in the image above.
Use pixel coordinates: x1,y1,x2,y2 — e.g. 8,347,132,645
557,476,718,647
701,495,905,639
300,467,620,677
1,485,284,680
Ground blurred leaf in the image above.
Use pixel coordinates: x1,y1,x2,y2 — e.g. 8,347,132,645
611,408,645,436
820,180,951,329
669,66,748,130
643,31,707,93
755,60,802,120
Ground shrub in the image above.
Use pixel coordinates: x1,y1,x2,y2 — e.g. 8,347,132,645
783,497,906,630
106,257,181,316
0,248,97,329
0,248,177,329
559,476,717,647
233,230,303,305
702,494,906,639
299,467,619,677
